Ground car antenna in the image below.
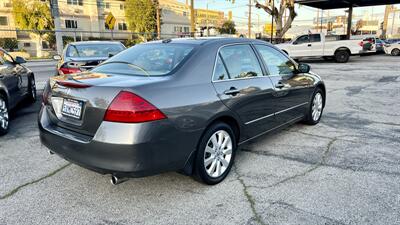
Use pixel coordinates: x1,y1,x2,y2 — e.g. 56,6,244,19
162,39,172,43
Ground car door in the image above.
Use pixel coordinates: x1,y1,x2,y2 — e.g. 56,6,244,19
0,51,21,107
290,35,311,57
254,44,314,124
4,52,29,95
308,34,324,56
212,44,278,139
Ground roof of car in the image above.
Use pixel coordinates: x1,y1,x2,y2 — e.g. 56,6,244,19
146,37,268,46
69,41,123,45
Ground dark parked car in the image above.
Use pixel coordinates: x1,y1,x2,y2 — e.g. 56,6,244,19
53,41,126,75
39,38,326,185
0,48,37,135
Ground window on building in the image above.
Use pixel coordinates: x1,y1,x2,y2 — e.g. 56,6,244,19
0,17,8,26
67,0,83,6
183,27,189,33
120,4,124,10
105,2,110,8
65,20,78,29
183,11,187,17
118,23,127,31
23,43,31,47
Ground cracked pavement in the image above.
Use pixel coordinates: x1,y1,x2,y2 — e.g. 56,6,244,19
1,55,400,225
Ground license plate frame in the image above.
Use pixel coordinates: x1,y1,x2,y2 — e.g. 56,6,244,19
61,98,84,119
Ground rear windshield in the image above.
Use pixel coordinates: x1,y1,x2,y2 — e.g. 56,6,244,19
66,43,125,58
91,43,194,76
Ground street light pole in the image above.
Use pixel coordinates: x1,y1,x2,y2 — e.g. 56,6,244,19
206,0,209,36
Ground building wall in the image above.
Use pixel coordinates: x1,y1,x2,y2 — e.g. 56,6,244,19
0,0,17,38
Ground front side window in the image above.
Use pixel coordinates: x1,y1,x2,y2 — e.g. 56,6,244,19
92,44,194,76
66,44,124,58
255,45,296,76
219,45,263,79
295,35,309,44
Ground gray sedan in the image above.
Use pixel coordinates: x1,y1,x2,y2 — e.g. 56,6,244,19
39,38,326,185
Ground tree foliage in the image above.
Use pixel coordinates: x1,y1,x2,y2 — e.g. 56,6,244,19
255,0,297,39
12,0,54,34
218,21,237,34
125,0,157,40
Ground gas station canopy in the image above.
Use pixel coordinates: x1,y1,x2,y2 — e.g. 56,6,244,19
294,0,400,10
294,0,400,38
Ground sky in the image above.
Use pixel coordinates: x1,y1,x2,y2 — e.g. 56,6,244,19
178,0,400,29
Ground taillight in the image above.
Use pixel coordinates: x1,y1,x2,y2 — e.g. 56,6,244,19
104,91,166,123
59,67,81,75
358,41,363,47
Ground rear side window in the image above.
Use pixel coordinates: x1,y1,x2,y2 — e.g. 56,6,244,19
219,45,263,79
92,43,194,76
310,34,321,42
213,55,229,81
255,45,296,76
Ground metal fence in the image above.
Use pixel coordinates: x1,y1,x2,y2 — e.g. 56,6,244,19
0,29,201,58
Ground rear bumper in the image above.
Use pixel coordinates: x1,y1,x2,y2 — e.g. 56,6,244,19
38,106,200,177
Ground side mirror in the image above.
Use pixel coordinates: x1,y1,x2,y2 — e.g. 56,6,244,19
14,56,26,64
297,63,310,73
292,41,298,45
53,55,61,60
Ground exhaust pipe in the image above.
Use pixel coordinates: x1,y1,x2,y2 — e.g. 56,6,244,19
110,175,128,185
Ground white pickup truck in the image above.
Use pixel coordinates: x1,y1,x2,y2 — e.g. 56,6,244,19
275,33,363,63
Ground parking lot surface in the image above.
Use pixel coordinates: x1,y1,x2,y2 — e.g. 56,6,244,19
0,55,399,225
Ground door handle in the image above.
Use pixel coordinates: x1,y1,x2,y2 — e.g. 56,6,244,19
307,44,312,47
275,82,285,89
224,87,240,96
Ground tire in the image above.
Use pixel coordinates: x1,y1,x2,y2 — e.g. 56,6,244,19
303,88,324,125
193,122,237,185
334,50,350,63
391,48,400,56
27,75,37,103
0,94,10,136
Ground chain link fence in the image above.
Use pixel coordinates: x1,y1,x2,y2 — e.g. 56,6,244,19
0,29,200,59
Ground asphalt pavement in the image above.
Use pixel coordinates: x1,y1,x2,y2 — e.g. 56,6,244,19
0,55,399,225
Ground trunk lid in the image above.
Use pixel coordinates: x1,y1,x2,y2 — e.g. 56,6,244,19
45,71,167,136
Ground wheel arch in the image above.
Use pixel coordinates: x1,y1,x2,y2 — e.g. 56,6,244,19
334,47,351,55
181,113,242,175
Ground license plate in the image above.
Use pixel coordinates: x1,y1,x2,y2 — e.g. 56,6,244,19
61,98,83,119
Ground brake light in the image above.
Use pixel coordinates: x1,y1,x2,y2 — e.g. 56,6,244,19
56,80,92,88
59,67,81,75
104,91,166,123
358,41,363,47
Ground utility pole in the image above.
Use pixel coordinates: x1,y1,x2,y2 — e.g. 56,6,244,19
270,0,274,43
248,0,251,38
206,0,209,36
155,0,161,39
50,0,63,55
190,0,195,36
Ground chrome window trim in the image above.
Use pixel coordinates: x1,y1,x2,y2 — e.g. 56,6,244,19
244,102,308,125
211,43,265,83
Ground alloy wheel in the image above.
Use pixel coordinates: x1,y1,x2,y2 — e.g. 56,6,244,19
203,130,233,178
312,93,323,122
0,98,9,130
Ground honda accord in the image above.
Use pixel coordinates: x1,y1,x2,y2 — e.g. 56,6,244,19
39,38,326,185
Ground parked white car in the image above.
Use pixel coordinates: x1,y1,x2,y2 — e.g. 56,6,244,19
275,33,363,63
383,41,400,56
